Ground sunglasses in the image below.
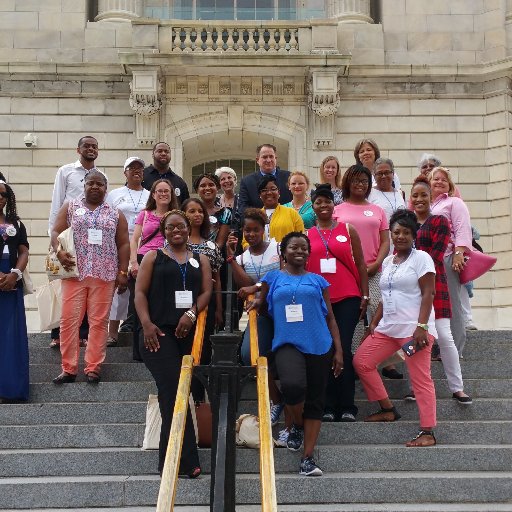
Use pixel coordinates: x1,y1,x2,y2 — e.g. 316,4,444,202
0,192,8,198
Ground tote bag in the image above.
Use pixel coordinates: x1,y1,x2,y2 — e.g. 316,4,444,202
35,279,62,331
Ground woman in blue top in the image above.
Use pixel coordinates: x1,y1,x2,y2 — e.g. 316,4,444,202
248,232,343,477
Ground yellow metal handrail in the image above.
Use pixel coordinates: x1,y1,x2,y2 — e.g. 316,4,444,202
156,307,207,512
248,297,278,512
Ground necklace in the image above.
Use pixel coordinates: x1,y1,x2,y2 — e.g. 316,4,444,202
378,189,398,213
126,187,144,214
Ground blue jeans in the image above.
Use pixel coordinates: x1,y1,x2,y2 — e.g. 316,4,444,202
240,314,274,365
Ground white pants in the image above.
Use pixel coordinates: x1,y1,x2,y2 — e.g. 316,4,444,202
435,318,464,393
460,284,473,323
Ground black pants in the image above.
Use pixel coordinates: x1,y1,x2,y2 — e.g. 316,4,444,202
325,297,360,416
274,344,333,421
139,327,200,474
51,313,89,340
128,254,144,361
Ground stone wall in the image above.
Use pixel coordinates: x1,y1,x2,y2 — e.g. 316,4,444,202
0,0,510,330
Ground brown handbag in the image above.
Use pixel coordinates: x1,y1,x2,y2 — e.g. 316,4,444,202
195,402,213,448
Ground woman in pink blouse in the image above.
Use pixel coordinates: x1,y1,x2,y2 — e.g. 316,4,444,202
429,167,473,357
50,171,130,384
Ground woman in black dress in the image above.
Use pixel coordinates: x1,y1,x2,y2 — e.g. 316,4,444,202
135,210,212,477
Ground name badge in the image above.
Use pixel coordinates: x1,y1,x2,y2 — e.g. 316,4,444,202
75,208,86,216
336,235,347,243
320,258,336,273
285,304,303,323
189,258,199,268
128,217,135,231
175,290,193,309
384,296,396,314
363,210,374,217
88,228,103,245
5,226,16,237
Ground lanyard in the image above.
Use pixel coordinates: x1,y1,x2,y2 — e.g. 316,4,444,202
315,222,335,259
168,247,190,290
379,190,398,213
248,243,269,281
286,271,305,304
87,204,102,229
127,188,144,214
387,250,414,296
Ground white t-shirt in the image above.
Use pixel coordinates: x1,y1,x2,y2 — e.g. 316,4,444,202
371,172,402,191
377,249,437,339
236,240,280,282
106,186,150,237
368,188,406,223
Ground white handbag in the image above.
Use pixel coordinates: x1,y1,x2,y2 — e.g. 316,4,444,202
235,414,260,449
35,279,62,331
45,227,79,280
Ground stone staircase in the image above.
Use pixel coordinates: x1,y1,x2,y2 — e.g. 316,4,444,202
1,331,512,511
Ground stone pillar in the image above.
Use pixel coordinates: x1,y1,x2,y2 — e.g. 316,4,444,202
328,0,373,24
95,0,143,22
506,0,512,55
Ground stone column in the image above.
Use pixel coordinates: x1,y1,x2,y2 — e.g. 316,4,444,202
95,0,143,22
328,0,373,24
506,0,512,55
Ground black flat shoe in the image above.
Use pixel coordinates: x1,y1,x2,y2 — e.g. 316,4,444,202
86,372,101,384
382,368,403,380
53,372,76,384
452,393,473,405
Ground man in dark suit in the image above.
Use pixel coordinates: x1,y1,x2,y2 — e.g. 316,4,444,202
237,144,292,218
142,142,190,206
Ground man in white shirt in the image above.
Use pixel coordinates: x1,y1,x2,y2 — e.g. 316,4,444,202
48,136,99,233
47,136,99,348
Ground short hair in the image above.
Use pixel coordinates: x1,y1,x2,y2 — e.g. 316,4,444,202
354,138,380,164
180,197,211,240
311,184,334,203
193,173,220,192
373,157,395,174
78,136,98,147
243,208,268,229
429,167,455,196
417,153,441,170
152,141,170,152
280,231,311,259
257,174,278,193
256,144,277,157
145,179,178,211
319,156,341,188
215,167,237,183
341,164,372,200
84,169,107,185
160,209,191,236
288,171,310,187
389,209,419,238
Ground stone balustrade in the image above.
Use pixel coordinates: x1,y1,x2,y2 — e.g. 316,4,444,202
170,22,303,53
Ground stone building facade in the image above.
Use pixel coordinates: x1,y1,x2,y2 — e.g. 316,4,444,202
0,0,510,329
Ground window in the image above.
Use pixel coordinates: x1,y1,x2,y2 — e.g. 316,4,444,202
144,0,326,21
192,159,257,190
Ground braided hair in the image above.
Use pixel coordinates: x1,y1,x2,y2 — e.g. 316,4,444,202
0,175,19,223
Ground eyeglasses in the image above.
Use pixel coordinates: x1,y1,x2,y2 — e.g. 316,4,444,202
352,179,369,186
261,187,279,193
375,171,393,178
165,223,187,231
155,189,170,194
0,192,8,198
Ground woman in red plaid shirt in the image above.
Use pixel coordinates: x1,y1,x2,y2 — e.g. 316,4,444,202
410,176,472,405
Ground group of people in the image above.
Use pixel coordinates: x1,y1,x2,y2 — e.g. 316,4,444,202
0,137,478,480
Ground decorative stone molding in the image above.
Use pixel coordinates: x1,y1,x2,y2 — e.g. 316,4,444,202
328,0,373,24
95,0,143,22
129,69,162,146
308,68,341,146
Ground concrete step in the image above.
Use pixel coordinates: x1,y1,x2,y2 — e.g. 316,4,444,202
26,378,512,402
1,421,511,450
2,444,512,478
1,472,512,508
10,506,512,512
29,346,136,364
1,397,508,426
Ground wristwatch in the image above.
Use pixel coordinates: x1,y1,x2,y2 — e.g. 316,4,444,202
255,282,262,290
454,251,463,256
362,295,370,301
417,323,429,331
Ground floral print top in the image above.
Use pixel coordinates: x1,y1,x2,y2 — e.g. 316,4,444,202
67,198,119,282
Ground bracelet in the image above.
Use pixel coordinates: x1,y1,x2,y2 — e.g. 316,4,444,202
362,295,370,301
185,310,197,323
226,255,235,264
118,270,128,276
10,268,22,281
417,323,429,332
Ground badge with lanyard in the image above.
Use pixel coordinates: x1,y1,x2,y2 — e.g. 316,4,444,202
285,273,305,323
170,248,193,309
316,224,336,274
87,206,103,245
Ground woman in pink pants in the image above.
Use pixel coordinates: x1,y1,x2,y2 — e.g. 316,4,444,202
353,209,438,447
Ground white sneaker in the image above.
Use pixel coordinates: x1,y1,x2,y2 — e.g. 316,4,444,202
465,322,477,330
274,427,289,447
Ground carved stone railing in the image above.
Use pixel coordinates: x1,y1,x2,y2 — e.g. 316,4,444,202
170,22,304,53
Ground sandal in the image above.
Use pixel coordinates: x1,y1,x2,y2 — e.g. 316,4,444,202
86,372,101,384
49,339,60,349
406,430,436,447
364,406,401,422
179,466,201,479
106,337,118,347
